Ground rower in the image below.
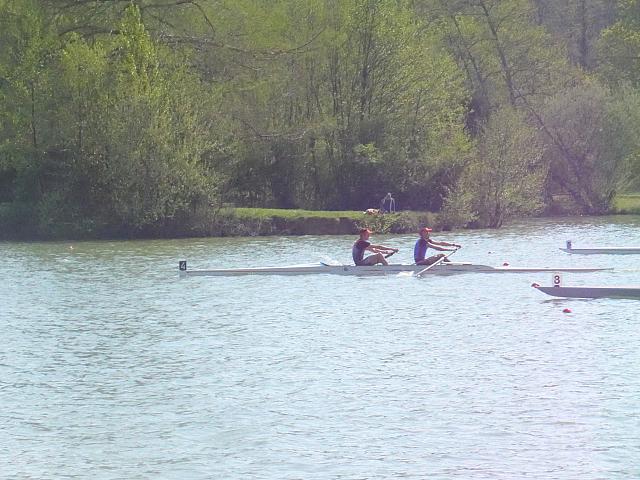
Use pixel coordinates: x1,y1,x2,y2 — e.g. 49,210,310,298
414,227,460,265
352,228,398,266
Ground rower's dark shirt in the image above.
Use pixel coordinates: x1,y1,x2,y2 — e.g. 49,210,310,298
353,240,370,265
414,238,428,263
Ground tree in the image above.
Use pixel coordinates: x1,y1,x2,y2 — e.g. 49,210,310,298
0,2,222,236
449,106,546,228
598,0,640,87
217,0,470,210
531,0,617,70
0,0,59,207
540,81,633,213
417,0,571,131
79,5,220,232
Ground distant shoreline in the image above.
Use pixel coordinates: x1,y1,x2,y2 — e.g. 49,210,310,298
0,208,440,241
2,198,640,241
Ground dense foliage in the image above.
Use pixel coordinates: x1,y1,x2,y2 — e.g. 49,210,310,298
1,0,639,236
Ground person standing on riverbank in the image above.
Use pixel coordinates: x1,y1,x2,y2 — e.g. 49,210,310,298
353,228,398,266
414,227,460,265
380,193,396,213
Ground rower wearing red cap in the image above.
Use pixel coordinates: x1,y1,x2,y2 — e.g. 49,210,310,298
414,227,461,265
352,228,399,266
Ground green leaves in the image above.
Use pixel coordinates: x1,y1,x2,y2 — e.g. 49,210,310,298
453,106,546,227
3,0,640,238
0,2,222,235
598,1,640,87
541,81,639,213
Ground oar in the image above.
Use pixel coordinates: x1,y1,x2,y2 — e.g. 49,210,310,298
414,248,458,277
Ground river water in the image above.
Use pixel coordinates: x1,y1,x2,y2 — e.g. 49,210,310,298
2,216,640,479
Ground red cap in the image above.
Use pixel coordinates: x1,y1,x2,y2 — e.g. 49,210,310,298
359,228,372,234
420,227,432,234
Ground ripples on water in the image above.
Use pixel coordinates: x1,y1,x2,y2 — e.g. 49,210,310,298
2,217,640,479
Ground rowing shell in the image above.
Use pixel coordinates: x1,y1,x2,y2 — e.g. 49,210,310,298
178,261,611,277
560,247,640,255
534,285,640,299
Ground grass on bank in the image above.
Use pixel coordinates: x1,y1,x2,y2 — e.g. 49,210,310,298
237,194,640,221
233,208,366,220
232,208,437,225
229,207,440,235
611,194,640,214
232,193,640,234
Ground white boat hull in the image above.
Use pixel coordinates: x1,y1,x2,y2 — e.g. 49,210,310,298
535,285,640,299
560,247,640,255
178,262,612,277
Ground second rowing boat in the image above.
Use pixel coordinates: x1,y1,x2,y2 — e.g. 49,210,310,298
533,284,640,299
561,240,640,255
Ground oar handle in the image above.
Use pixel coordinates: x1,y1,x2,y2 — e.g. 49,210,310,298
415,248,458,277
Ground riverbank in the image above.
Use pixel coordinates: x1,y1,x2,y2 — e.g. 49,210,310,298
0,203,440,240
218,196,640,235
211,208,440,237
2,194,639,240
